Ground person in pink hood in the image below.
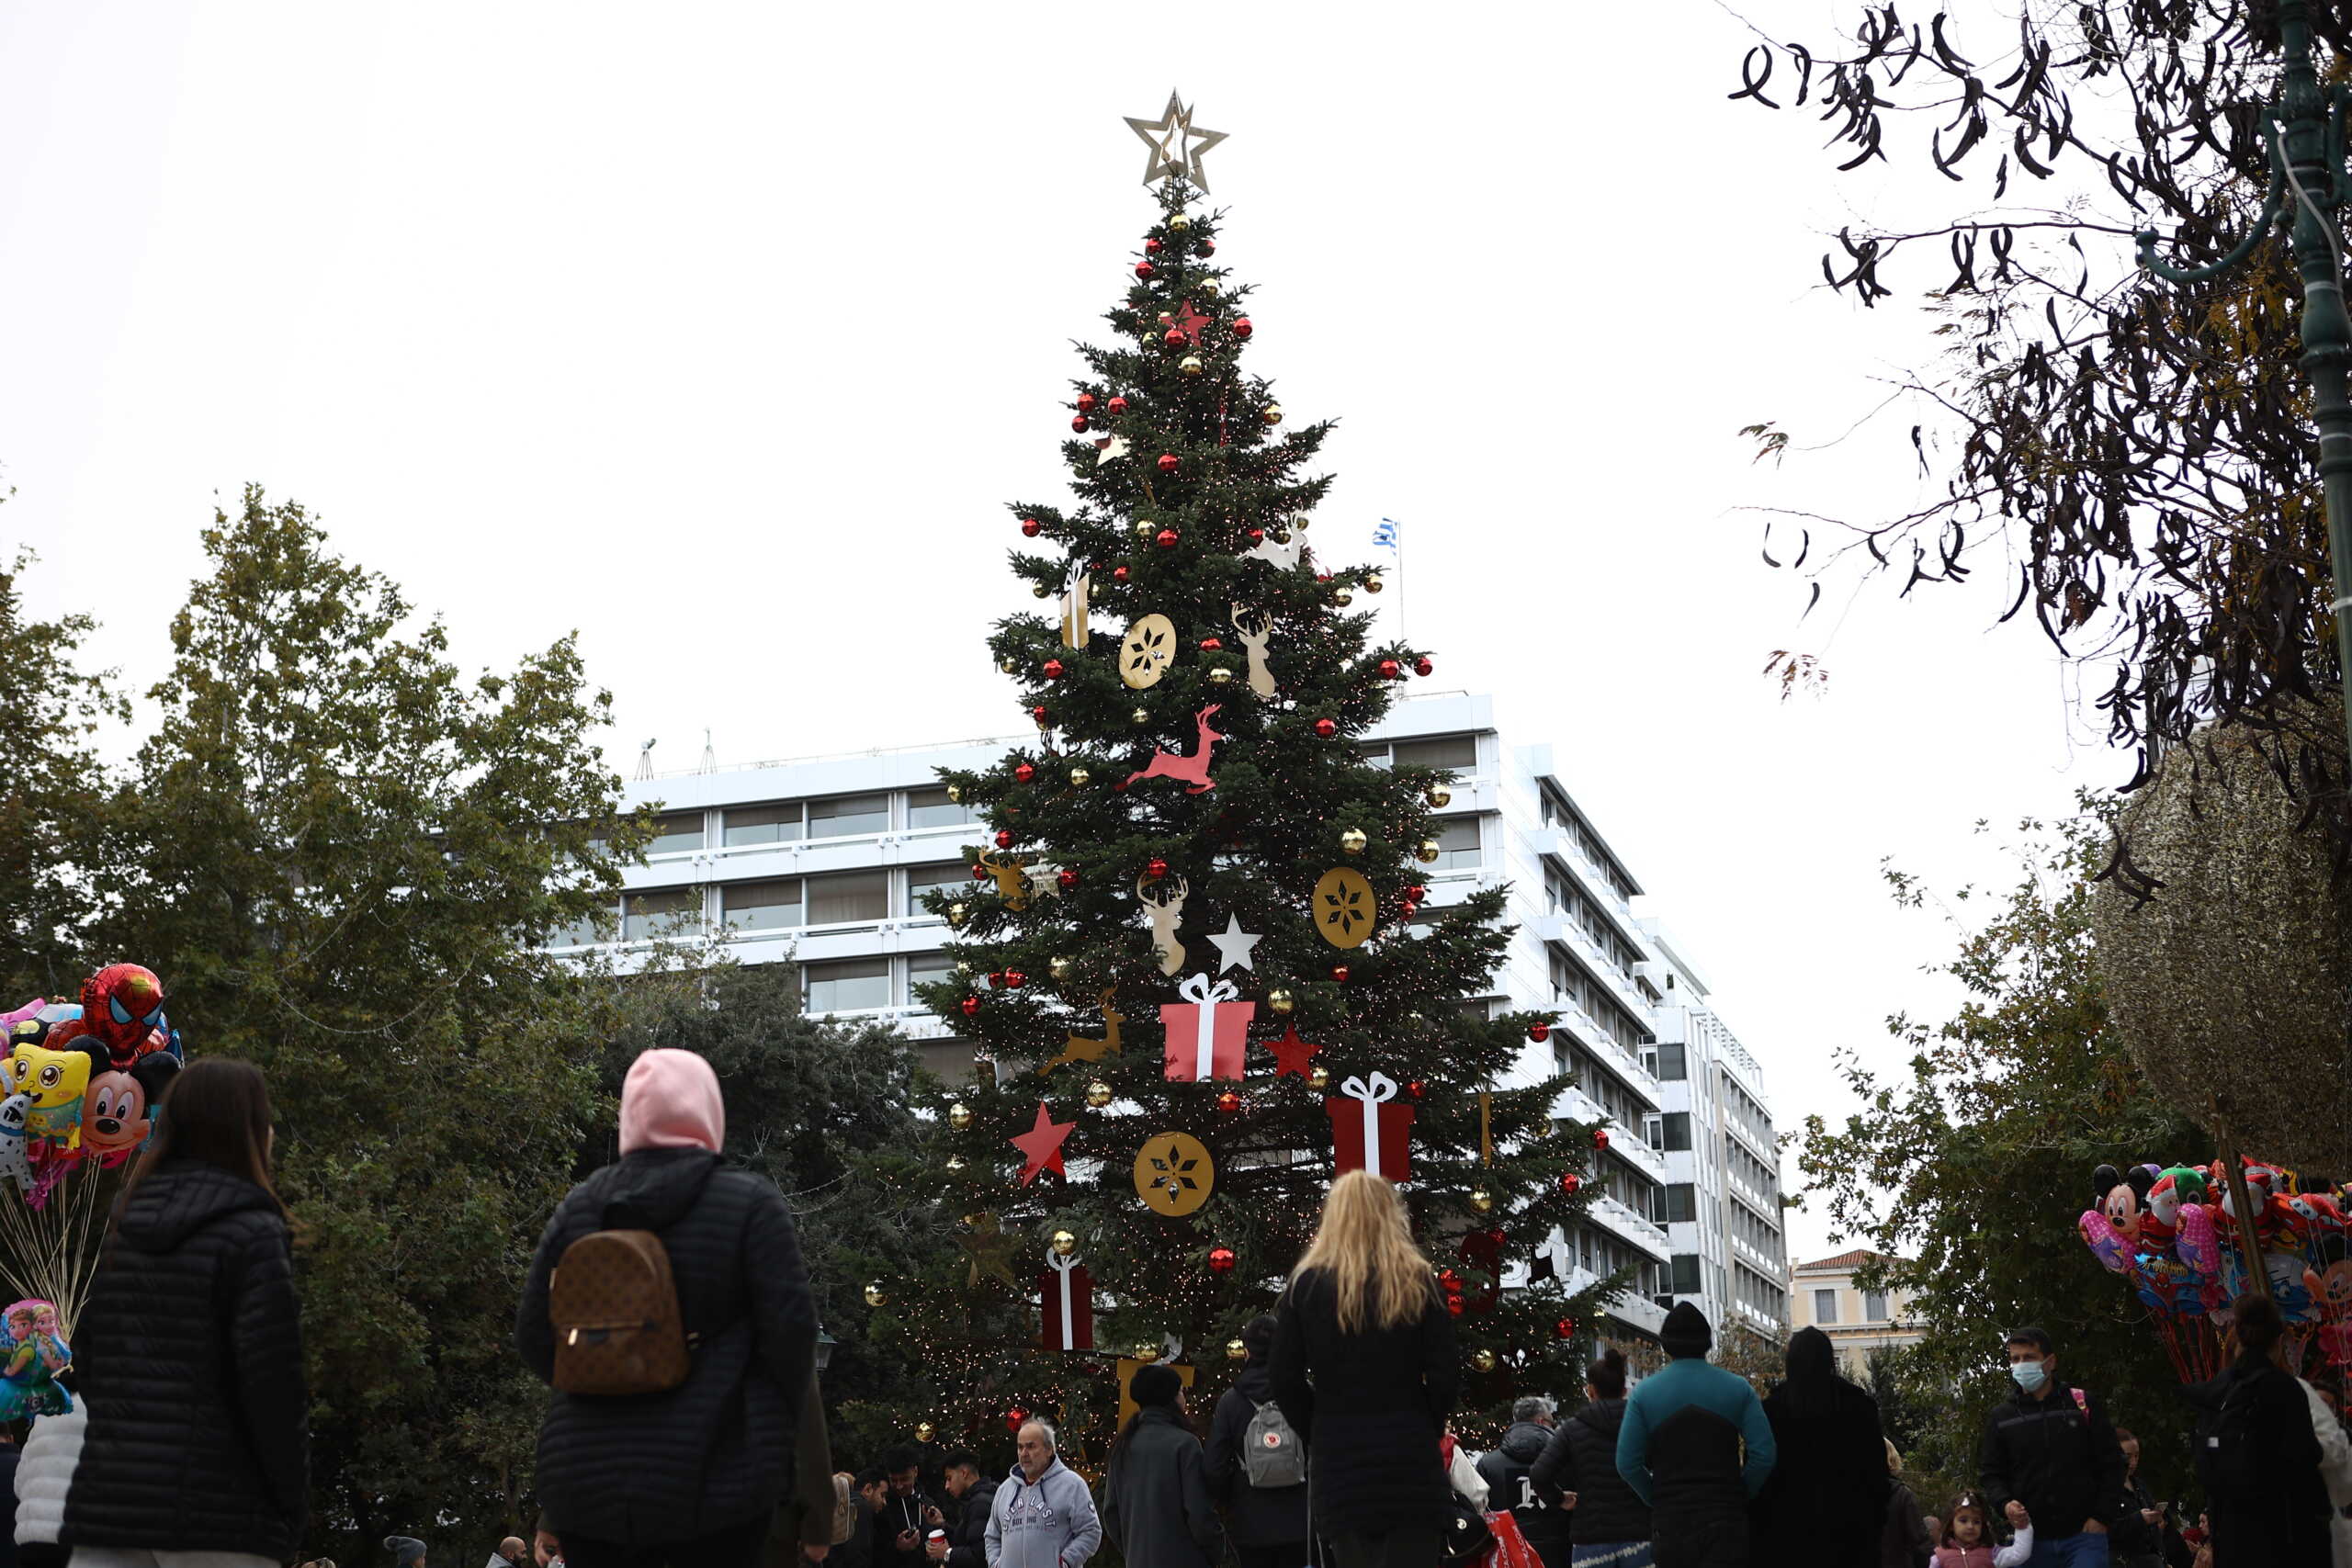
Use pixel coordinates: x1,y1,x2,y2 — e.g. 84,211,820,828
517,1048,820,1568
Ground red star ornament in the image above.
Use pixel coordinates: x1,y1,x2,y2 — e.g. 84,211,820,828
1268,1023,1323,1080
1168,300,1211,347
1011,1100,1077,1185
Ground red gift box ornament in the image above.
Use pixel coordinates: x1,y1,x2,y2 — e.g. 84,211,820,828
1160,971,1254,1081
1042,1250,1095,1351
1328,1070,1415,1183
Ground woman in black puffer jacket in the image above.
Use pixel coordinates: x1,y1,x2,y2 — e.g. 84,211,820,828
1530,1348,1649,1560
64,1057,310,1563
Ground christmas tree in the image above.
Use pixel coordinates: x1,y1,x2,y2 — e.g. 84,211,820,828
895,102,1618,1464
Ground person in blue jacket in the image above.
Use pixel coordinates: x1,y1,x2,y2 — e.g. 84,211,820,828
1616,1303,1776,1568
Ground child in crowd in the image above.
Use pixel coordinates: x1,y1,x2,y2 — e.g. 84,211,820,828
1933,1491,2032,1568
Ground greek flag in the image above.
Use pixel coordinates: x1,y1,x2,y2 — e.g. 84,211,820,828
1373,517,1401,551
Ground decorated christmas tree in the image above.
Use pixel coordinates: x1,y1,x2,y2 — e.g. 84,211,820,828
893,96,1618,1463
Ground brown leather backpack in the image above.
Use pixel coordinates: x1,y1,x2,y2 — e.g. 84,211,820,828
549,1226,690,1395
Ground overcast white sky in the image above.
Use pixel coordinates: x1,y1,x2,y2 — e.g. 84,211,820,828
0,2,2097,1260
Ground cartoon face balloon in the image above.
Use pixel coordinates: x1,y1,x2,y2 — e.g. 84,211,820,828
7,1045,90,1151
78,965,164,1065
80,1072,149,1165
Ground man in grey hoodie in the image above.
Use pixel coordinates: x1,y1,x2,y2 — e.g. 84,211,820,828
985,1420,1100,1568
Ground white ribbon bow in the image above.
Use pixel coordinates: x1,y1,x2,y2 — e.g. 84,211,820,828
1340,1072,1399,1180
1175,971,1240,1080
1046,1251,1083,1350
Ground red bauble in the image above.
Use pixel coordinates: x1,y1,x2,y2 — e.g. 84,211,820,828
1559,1171,1582,1196
1199,238,1216,255
1042,660,1064,681
1216,1089,1242,1114
970,863,987,881
1208,1246,1237,1274
1004,1406,1028,1433
1108,395,1129,414
985,971,1004,988
1314,718,1338,739
1232,316,1253,338
1155,528,1180,550
1013,762,1035,783
1399,900,1419,919
1157,454,1180,474
1145,237,1163,254
1415,657,1434,677
1057,868,1080,891
1529,1022,1552,1043
960,996,981,1018
1005,971,1027,989
1406,885,1428,901
1248,528,1265,545
1447,1297,1465,1317
1406,1079,1426,1100
1164,327,1186,347
1136,261,1156,279
994,829,1015,850
1031,704,1050,725
1020,517,1042,538
1146,857,1170,880
1199,637,1223,651
1071,415,1090,433
1378,659,1403,681
1077,392,1097,412
1555,1317,1578,1341
1114,566,1131,584
1439,1269,1462,1292
1592,1128,1611,1151
1331,965,1351,984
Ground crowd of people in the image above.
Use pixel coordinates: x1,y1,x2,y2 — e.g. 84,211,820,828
0,1047,2346,1568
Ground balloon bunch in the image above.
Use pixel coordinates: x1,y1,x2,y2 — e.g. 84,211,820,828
2078,1155,2351,1382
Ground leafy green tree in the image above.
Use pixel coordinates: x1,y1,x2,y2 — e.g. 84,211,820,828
902,178,1617,1463
92,488,648,1551
1798,811,2201,1495
0,540,124,998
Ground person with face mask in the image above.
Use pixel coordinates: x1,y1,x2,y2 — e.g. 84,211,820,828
1977,1327,2125,1568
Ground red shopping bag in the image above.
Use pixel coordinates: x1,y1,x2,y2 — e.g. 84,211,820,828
1477,1510,1544,1568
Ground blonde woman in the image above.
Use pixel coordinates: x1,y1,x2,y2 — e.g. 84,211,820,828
1271,1171,1459,1568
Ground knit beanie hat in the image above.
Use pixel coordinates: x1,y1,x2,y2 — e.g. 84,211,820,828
618,1048,725,1155
385,1540,426,1568
1660,1301,1713,1359
1131,1362,1183,1408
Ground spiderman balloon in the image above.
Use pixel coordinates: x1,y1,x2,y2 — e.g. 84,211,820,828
44,965,180,1105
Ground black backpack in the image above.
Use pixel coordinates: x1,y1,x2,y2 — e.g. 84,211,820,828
2195,1371,2265,1506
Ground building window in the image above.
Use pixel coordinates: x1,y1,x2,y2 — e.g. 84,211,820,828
722,803,804,847
804,957,890,1013
905,951,958,1002
906,785,974,829
548,907,609,948
1864,1291,1890,1323
1430,816,1482,869
721,879,802,931
1814,1288,1839,1325
1669,1254,1702,1294
1653,1043,1688,1081
1665,1183,1696,1224
905,861,968,913
1659,1111,1692,1152
623,888,699,942
1392,735,1477,772
808,793,889,840
647,813,705,855
805,870,888,924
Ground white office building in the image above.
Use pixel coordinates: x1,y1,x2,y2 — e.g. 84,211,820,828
561,692,1789,1346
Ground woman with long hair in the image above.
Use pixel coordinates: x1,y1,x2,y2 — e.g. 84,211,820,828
63,1056,310,1567
1272,1170,1459,1568
1747,1325,1888,1565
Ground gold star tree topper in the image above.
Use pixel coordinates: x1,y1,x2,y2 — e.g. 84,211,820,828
1124,90,1227,192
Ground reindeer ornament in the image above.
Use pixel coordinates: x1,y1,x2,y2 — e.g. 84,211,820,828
1136,873,1189,976
1125,705,1226,795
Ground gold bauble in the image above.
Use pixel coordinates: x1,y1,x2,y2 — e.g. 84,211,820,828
1269,988,1295,1013
946,783,964,803
1199,276,1220,296
1158,310,1175,324
945,1156,967,1172
1332,588,1354,607
1132,708,1152,725
1472,1348,1498,1373
1034,584,1055,600
1470,1188,1495,1213
1428,785,1453,808
954,960,973,976
1291,515,1309,533
946,902,968,928
1169,212,1192,231
1340,827,1368,854
1308,1065,1330,1090
1135,518,1158,540
1069,766,1091,786
1049,955,1072,981
865,1281,888,1308
916,1421,937,1442
1261,404,1283,426
1227,1337,1249,1361
1365,575,1385,594
1052,1229,1079,1257
1270,528,1291,545
1086,1078,1114,1108
948,1101,975,1131
1417,840,1442,864
1207,666,1233,684
1135,1341,1162,1361
999,657,1018,673
1180,355,1204,377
